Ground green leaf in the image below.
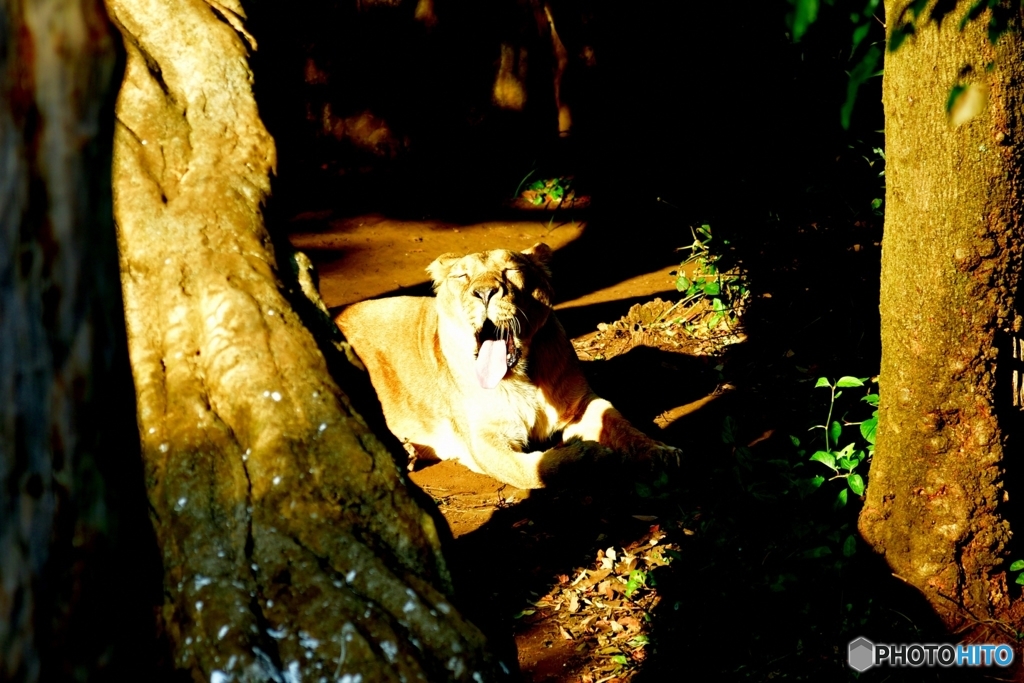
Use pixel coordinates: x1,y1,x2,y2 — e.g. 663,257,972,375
836,376,865,387
513,609,536,618
860,413,878,444
675,275,691,292
842,534,857,557
842,45,882,129
802,545,832,559
788,0,820,42
790,435,801,447
851,22,871,56
909,0,928,18
835,488,849,509
959,0,988,31
1011,559,1024,572
721,416,738,445
625,569,647,597
528,179,546,191
704,281,721,296
611,655,629,665
829,421,842,445
862,393,879,406
837,457,855,471
988,4,1016,44
810,450,837,470
889,22,915,52
1016,573,1024,586
814,377,832,389
946,83,967,115
629,635,650,647
848,473,866,496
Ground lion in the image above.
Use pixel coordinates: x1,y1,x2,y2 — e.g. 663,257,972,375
334,243,680,489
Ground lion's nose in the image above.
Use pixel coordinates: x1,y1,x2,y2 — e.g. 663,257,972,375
473,285,498,304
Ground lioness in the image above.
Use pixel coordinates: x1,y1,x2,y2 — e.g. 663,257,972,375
335,243,679,489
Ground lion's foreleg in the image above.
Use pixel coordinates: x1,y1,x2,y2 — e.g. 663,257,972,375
562,398,681,464
467,435,612,490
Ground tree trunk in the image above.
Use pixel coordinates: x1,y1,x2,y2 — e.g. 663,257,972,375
105,0,503,679
0,0,158,680
861,0,1024,638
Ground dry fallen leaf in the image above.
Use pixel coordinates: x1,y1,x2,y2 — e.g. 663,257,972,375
617,616,641,631
617,557,638,574
579,568,612,589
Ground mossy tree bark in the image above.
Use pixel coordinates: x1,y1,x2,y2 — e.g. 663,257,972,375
105,0,502,680
861,0,1024,637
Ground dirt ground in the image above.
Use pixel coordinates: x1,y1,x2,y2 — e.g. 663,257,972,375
288,208,740,681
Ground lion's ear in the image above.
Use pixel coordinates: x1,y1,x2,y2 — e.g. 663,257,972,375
427,253,460,288
522,243,553,269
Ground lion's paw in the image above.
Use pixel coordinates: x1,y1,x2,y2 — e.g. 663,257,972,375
633,441,682,469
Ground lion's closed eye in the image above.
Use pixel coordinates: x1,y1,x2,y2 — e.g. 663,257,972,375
504,268,524,286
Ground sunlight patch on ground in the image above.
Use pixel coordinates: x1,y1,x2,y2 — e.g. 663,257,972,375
287,213,584,307
555,267,679,314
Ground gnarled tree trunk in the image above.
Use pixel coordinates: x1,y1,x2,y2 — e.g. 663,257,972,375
105,0,504,679
861,0,1024,639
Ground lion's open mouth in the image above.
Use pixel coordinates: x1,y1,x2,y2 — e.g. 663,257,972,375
475,319,520,390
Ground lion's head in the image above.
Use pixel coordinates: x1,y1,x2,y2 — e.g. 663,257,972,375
427,244,555,389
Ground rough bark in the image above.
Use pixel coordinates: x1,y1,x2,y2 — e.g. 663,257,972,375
0,0,149,679
105,0,503,680
861,0,1024,636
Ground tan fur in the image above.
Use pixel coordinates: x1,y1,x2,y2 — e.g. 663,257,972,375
335,244,679,489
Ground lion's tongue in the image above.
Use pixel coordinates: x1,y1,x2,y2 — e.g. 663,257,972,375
476,338,507,390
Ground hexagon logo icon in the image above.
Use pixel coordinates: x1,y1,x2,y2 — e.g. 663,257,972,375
848,637,875,672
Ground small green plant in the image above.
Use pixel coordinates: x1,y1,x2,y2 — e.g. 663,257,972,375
859,143,885,215
527,177,571,205
1010,559,1024,586
624,569,648,597
800,376,877,509
513,169,574,206
674,224,748,329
